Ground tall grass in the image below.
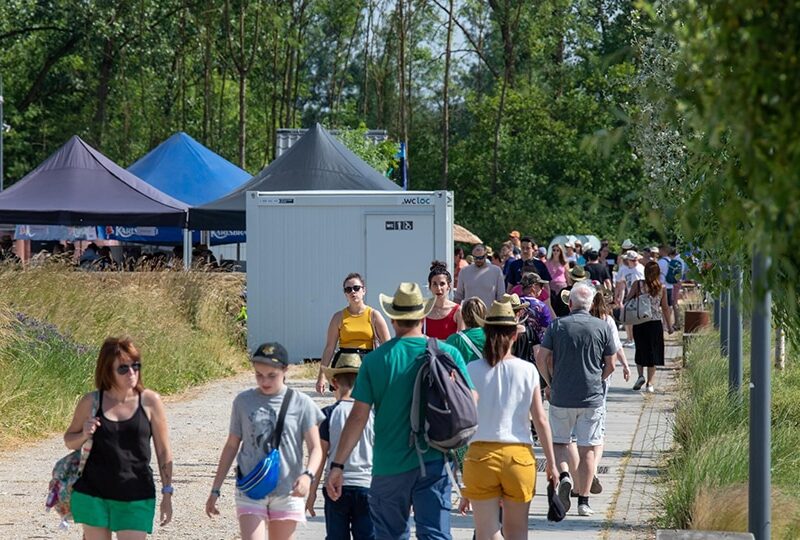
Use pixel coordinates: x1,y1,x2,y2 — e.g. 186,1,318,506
660,333,800,537
0,266,250,448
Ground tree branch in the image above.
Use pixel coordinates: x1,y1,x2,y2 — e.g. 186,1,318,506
0,26,70,42
429,0,499,79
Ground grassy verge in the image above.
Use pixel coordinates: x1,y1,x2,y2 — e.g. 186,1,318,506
659,333,800,537
0,265,250,448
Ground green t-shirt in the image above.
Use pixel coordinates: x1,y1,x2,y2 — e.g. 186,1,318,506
445,327,486,363
352,336,473,476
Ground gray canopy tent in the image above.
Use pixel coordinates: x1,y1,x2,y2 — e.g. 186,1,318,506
188,123,400,230
0,135,187,227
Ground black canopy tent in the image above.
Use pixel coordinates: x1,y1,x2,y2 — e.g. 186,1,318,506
188,123,400,230
0,136,187,227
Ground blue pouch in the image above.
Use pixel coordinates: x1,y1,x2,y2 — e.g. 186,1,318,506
236,388,294,500
236,448,281,499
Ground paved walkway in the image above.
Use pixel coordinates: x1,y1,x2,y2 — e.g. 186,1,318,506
301,335,681,539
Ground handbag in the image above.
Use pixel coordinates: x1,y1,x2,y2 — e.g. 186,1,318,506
236,388,294,500
621,281,656,326
45,391,99,526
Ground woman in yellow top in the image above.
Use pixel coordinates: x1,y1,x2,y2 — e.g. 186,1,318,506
316,273,391,394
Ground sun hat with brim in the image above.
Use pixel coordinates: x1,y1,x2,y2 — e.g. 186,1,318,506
621,239,635,250
560,288,572,306
623,250,640,261
476,300,518,327
569,265,587,282
502,293,530,312
521,272,548,288
321,352,362,380
649,246,660,254
379,282,435,320
252,342,289,368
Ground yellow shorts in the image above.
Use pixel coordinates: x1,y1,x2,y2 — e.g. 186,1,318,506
461,442,536,503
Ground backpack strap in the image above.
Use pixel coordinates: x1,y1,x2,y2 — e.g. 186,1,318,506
270,388,294,451
458,331,482,359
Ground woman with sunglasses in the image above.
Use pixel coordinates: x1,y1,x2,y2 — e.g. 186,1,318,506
316,273,391,394
546,244,570,317
424,261,464,340
64,337,173,539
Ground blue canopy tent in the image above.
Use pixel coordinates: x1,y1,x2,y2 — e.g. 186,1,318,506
103,132,250,245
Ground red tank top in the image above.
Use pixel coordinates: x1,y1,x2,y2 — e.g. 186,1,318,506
425,305,460,340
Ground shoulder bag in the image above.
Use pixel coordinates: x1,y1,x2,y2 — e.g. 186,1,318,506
236,388,294,500
621,280,656,326
45,391,99,527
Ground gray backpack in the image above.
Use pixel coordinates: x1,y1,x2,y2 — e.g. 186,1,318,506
410,338,478,475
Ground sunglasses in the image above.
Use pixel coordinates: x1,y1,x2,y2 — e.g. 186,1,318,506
474,255,486,261
116,362,142,375
343,285,363,294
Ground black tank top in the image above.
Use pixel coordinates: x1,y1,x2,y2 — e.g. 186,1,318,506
73,391,155,501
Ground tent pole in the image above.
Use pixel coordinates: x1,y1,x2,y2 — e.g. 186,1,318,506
183,228,191,270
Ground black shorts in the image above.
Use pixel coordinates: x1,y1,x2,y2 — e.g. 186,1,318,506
666,288,674,307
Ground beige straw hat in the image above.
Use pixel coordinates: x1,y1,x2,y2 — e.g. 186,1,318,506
379,282,436,320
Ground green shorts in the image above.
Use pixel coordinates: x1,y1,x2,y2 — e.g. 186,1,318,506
71,491,155,533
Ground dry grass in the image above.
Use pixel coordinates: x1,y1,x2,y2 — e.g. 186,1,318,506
692,485,800,538
0,266,250,447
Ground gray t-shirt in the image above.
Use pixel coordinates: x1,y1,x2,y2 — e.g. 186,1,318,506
320,400,374,488
541,309,617,409
229,387,325,497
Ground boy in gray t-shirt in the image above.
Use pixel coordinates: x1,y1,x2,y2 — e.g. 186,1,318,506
308,353,375,539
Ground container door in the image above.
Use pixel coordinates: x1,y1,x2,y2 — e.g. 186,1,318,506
365,214,435,316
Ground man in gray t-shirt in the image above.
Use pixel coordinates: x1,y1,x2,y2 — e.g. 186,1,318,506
537,282,617,517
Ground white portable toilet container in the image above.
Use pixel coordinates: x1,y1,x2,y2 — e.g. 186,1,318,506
246,190,454,362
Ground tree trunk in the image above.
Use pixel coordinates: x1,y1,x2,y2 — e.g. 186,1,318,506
441,0,454,189
202,2,214,144
92,36,116,147
238,73,247,168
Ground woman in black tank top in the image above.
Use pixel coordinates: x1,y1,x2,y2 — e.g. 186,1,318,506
64,337,174,538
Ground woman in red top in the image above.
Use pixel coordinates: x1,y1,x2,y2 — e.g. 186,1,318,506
424,261,464,340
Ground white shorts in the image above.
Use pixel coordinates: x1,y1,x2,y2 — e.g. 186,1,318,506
235,490,306,522
549,404,605,447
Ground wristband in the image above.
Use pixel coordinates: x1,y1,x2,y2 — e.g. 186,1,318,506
161,485,174,495
210,488,221,497
330,462,345,470
302,469,315,480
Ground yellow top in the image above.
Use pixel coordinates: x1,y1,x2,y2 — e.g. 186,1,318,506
339,306,374,350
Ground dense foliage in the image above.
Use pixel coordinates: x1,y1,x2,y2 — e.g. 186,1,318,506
0,0,654,247
631,0,800,338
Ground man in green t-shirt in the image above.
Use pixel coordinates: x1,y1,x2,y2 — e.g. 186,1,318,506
326,282,474,540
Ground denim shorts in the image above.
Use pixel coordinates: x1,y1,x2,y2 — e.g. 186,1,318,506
234,490,306,522
549,404,605,447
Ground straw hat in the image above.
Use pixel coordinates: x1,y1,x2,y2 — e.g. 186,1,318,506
623,250,640,261
560,288,573,306
476,300,518,327
568,265,587,282
621,239,635,250
321,352,362,379
379,282,435,320
502,293,529,312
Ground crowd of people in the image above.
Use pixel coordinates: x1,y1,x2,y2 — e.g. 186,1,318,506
0,237,238,271
63,233,686,539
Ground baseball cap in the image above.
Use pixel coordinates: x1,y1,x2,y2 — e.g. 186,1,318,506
251,342,289,367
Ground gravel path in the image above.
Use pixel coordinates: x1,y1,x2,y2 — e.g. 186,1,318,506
0,338,678,539
0,370,329,539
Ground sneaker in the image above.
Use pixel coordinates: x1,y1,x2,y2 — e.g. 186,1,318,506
578,502,594,516
623,339,634,348
590,475,603,494
633,375,646,391
557,475,573,513
646,384,655,393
